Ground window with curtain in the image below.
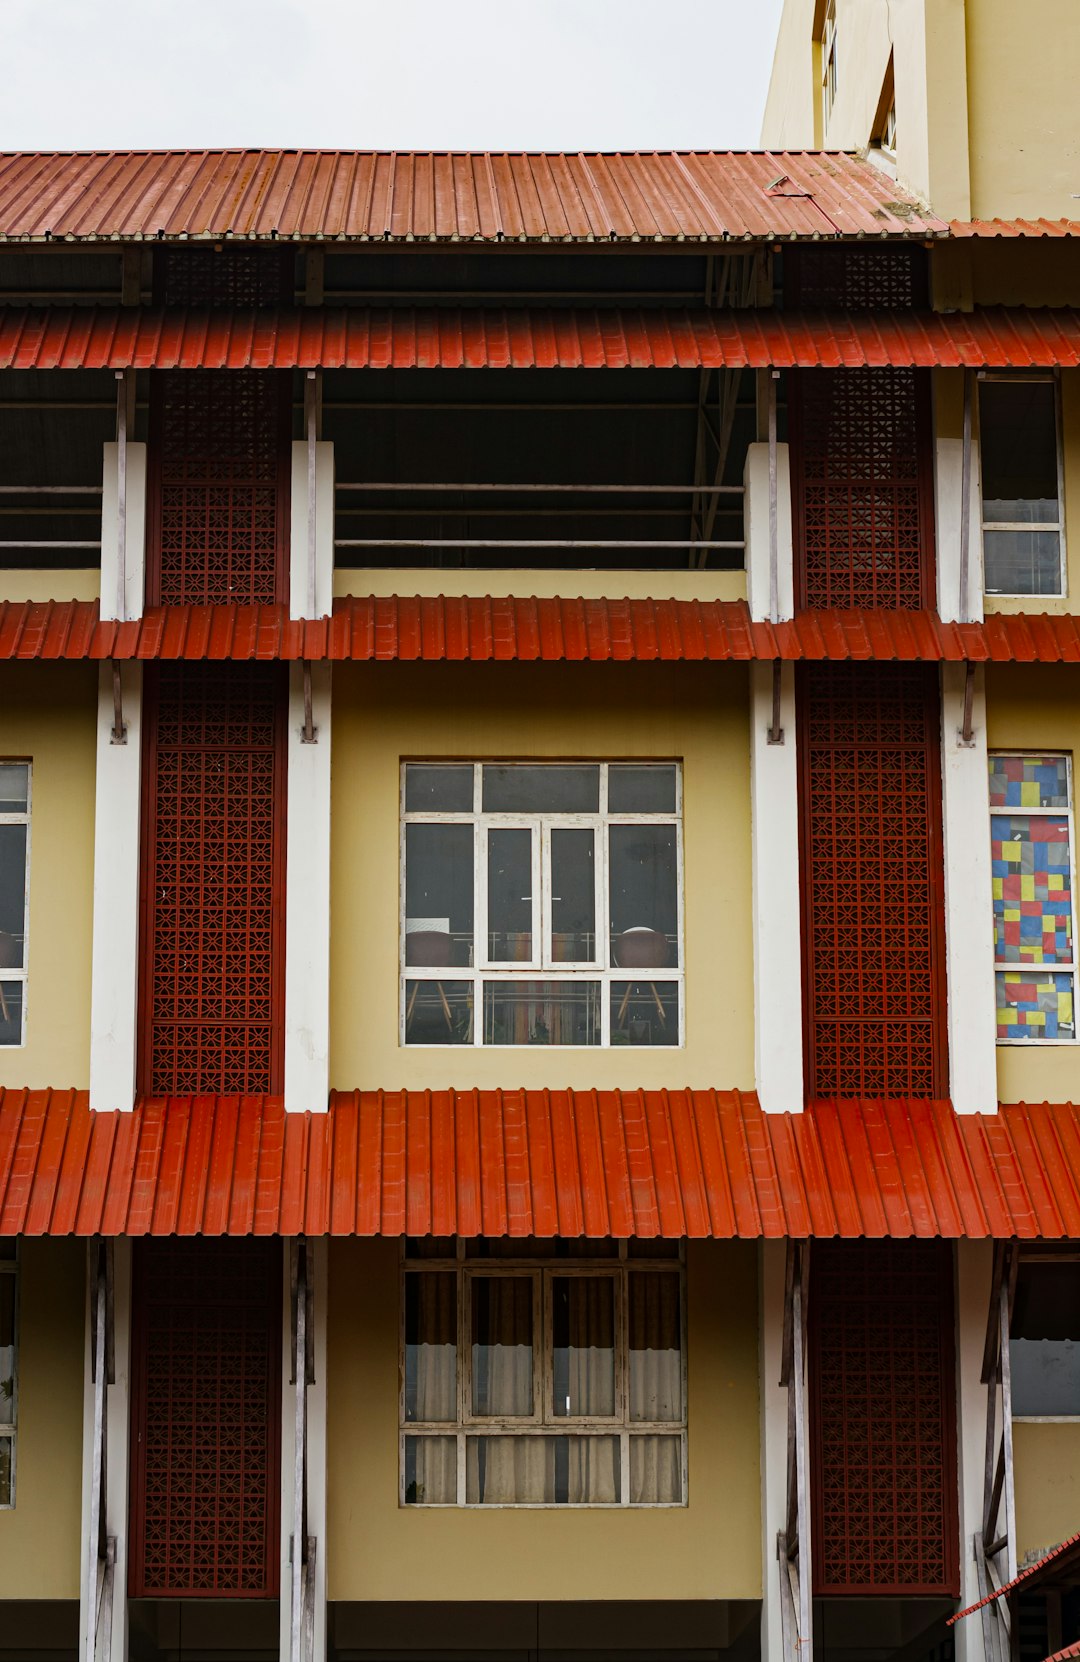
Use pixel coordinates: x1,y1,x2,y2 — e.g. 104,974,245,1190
0,763,30,1048
402,1238,685,1507
980,376,1065,597
1010,1251,1080,1417
0,1240,17,1506
990,753,1077,1043
401,762,683,1049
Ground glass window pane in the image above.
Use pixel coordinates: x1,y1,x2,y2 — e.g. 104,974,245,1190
0,826,27,963
0,1435,10,1506
482,765,599,814
465,1435,620,1504
608,766,677,814
563,1435,620,1503
1010,1340,1080,1417
980,380,1059,521
0,765,28,815
991,814,1073,964
0,984,23,1048
404,980,473,1046
405,823,473,966
610,982,679,1046
482,980,600,1046
989,755,1070,811
984,529,1062,596
552,1277,615,1418
487,828,533,962
609,825,678,968
471,1277,534,1416
629,1273,682,1422
550,829,596,963
404,1273,457,1422
630,1435,682,1503
404,1436,457,1504
0,1274,13,1418
404,765,473,812
996,970,1075,1040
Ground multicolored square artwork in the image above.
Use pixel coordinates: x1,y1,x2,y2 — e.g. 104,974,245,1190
988,754,1070,811
996,971,1075,1040
991,814,1073,963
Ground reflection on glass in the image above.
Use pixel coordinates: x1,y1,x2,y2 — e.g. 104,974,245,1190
550,829,596,962
405,823,474,967
630,1435,682,1503
487,828,533,962
404,1273,457,1422
608,765,677,814
471,1277,534,1416
466,1435,620,1504
980,381,1059,521
0,825,27,967
404,765,473,812
1011,1338,1080,1417
629,1273,682,1421
0,765,28,815
404,1436,456,1504
483,981,601,1046
984,530,1062,596
552,1277,615,1418
482,766,599,814
0,983,23,1048
609,825,678,967
0,1435,10,1506
404,980,473,1045
610,982,679,1046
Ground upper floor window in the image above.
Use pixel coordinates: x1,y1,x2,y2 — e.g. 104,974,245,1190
402,763,682,1048
990,753,1077,1043
1010,1249,1080,1418
0,764,30,1047
0,1241,17,1506
821,0,838,128
402,1237,685,1507
980,375,1066,596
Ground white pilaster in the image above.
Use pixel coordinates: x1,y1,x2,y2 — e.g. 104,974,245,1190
941,664,997,1112
279,1240,328,1662
760,1240,789,1662
744,440,794,623
954,1240,994,1662
89,663,143,1113
290,441,335,620
79,1240,132,1662
285,662,331,1114
935,434,984,624
100,442,147,623
750,662,804,1112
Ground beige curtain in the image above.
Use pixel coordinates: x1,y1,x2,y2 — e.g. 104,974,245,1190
407,1273,457,1504
628,1273,681,1503
630,1435,682,1504
564,1277,618,1501
467,1435,555,1503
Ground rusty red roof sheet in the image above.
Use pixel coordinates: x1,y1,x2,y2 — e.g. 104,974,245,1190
3,597,1080,666
950,1532,1080,1624
1045,1644,1080,1662
1,1090,1080,1239
950,218,1080,238
2,305,1077,372
0,150,948,243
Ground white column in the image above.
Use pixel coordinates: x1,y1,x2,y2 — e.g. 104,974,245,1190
935,432,984,625
79,1240,132,1662
290,441,335,621
279,1240,328,1662
744,441,794,623
760,1240,789,1662
89,664,143,1112
954,1240,993,1662
100,442,147,623
941,664,998,1112
750,664,804,1112
285,662,331,1114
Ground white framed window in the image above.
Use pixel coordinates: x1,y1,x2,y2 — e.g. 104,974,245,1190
0,1240,17,1507
980,373,1067,597
1010,1248,1080,1419
401,763,683,1048
821,0,838,128
401,1238,686,1507
990,753,1077,1043
0,763,30,1047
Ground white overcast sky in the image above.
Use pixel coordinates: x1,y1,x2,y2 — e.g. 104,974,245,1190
2,0,785,152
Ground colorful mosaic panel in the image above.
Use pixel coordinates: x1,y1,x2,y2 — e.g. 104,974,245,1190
991,815,1073,963
988,754,1070,811
996,971,1075,1040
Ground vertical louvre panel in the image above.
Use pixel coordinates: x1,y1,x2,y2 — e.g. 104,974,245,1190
799,662,947,1098
810,1240,959,1597
141,663,286,1096
130,1239,281,1598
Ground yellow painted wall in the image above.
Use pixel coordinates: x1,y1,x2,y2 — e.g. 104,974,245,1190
333,568,747,604
1014,1421,1080,1561
328,661,753,1092
0,665,96,1089
0,1239,85,1599
0,571,100,604
986,665,1080,1101
326,1238,761,1603
760,0,819,150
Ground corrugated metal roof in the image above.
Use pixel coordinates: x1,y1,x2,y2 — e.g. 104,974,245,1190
0,150,949,243
3,598,1080,666
950,218,1080,238
3,305,1077,371
950,1532,1080,1624
1045,1644,1080,1662
1,1089,1079,1239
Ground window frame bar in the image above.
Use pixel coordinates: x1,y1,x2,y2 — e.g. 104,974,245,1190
979,372,1067,600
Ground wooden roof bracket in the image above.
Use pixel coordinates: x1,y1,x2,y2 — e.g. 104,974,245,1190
110,662,127,745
